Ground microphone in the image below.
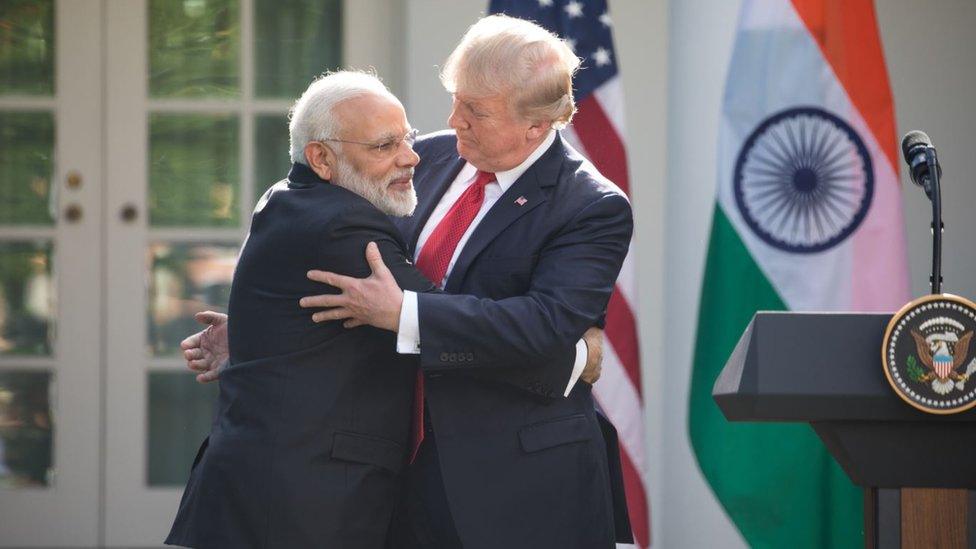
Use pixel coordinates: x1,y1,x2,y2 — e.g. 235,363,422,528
901,130,942,198
901,130,945,293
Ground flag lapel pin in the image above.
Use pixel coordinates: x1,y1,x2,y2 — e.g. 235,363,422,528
515,196,528,206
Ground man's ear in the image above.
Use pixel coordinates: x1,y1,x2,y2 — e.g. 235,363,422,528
525,120,551,142
304,141,336,181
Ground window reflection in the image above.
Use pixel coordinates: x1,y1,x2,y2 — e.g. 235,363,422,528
0,0,55,96
253,0,341,98
148,0,240,98
147,242,238,356
0,241,54,356
253,114,291,206
0,371,53,488
147,371,217,486
0,111,55,225
149,113,240,227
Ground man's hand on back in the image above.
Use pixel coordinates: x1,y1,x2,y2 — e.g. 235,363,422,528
182,311,229,384
580,327,604,385
300,242,405,332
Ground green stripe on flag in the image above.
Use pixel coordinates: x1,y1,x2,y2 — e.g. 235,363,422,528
689,206,862,548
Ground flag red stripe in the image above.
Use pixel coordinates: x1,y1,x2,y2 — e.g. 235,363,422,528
606,287,642,395
620,440,651,547
576,79,648,547
572,95,631,195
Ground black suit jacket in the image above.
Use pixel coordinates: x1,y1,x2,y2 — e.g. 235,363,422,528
392,132,635,548
166,163,436,549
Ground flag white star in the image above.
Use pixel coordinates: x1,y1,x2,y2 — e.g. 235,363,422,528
600,12,613,27
537,0,553,7
565,1,583,18
565,38,577,52
593,47,611,67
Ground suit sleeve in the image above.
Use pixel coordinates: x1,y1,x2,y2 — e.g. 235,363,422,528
316,204,437,294
416,192,633,383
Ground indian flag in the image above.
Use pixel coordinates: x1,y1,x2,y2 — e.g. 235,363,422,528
688,1,910,547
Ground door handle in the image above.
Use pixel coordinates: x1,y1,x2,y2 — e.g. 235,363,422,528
120,203,138,223
63,204,83,223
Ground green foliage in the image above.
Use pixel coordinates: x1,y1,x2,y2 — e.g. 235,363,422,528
148,0,240,98
0,0,55,95
254,0,342,98
149,113,240,227
906,355,925,382
254,114,291,201
0,111,54,225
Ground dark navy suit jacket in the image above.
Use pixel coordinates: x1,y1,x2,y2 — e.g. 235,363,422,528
392,131,635,548
166,164,437,549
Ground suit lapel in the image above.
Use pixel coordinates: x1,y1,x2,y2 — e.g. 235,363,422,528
443,137,565,293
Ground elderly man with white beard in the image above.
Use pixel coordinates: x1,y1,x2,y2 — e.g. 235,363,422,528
164,70,440,549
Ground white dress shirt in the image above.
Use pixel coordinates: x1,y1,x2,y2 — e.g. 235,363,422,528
396,131,587,396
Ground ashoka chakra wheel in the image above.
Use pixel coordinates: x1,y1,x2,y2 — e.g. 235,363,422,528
733,106,874,254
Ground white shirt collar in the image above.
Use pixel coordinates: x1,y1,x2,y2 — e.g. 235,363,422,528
462,130,556,192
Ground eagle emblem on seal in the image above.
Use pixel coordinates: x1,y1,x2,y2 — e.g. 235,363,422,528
910,319,974,395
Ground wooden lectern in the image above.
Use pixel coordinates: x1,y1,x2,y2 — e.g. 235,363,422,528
714,312,976,548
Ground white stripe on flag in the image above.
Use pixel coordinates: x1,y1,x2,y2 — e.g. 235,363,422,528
593,76,627,138
595,341,647,476
615,242,638,310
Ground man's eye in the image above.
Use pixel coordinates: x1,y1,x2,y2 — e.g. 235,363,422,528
374,141,396,152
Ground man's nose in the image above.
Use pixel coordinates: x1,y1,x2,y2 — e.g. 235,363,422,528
448,104,468,131
398,144,420,167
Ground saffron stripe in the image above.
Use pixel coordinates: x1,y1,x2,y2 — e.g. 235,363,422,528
789,0,899,171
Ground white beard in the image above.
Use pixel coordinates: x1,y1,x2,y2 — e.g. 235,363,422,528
334,159,417,217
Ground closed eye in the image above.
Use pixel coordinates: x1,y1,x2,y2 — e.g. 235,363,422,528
372,140,398,153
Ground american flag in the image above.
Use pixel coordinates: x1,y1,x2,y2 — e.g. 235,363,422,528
488,0,648,546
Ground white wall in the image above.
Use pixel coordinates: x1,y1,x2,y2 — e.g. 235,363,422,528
665,1,746,547
401,1,976,547
877,0,976,300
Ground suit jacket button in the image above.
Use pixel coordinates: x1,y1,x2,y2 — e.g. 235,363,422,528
449,352,458,362
466,353,474,361
440,352,449,362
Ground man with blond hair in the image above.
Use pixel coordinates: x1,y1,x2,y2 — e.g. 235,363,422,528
300,15,635,548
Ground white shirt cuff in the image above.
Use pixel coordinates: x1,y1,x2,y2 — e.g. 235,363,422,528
396,290,421,354
564,338,588,396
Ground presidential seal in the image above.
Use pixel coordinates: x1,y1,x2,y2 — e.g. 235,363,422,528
882,294,976,414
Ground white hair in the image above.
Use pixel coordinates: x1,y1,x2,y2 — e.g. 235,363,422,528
288,70,395,164
440,14,580,129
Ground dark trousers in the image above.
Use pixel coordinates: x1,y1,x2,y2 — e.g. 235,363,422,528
388,428,463,549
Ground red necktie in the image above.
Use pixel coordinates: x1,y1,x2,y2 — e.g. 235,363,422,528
409,170,496,461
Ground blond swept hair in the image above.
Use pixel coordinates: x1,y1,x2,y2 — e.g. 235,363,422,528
440,14,580,129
